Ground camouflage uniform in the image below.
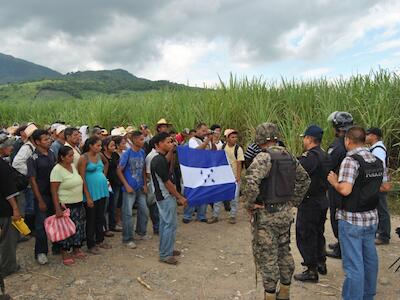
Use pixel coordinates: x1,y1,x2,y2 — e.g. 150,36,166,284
244,123,310,293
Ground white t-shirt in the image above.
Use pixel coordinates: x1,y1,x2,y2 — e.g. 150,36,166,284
370,141,387,169
145,148,158,174
188,137,213,149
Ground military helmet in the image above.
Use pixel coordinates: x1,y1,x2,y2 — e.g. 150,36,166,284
255,122,279,145
327,111,353,130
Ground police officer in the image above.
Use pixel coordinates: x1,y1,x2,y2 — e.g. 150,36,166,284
326,111,353,259
244,122,310,300
294,125,331,282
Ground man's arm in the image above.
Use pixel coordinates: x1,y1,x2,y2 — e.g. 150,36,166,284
243,152,272,211
7,196,21,221
291,161,311,207
12,144,30,175
327,172,353,196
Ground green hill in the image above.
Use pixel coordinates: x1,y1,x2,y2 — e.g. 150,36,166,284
0,53,62,83
0,54,192,100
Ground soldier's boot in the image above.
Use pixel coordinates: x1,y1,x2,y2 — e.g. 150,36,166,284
276,283,290,300
294,267,319,282
264,292,276,300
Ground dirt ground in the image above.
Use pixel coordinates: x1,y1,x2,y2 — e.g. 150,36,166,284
4,206,400,300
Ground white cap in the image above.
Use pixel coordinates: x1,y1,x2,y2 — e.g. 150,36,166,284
111,127,127,136
56,125,67,135
50,123,61,132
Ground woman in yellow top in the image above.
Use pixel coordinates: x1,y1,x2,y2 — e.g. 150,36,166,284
50,146,86,265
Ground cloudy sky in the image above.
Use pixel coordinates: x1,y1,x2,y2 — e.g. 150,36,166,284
1,0,400,86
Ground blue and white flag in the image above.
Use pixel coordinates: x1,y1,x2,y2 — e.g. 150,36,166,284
177,146,236,207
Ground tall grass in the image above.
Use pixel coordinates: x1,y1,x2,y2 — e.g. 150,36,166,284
1,70,399,166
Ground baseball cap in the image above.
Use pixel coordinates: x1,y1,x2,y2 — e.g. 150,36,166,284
301,125,324,140
56,125,67,135
366,127,383,138
224,129,238,137
0,134,15,148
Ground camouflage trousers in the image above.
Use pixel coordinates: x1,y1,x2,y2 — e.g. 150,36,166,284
252,209,294,292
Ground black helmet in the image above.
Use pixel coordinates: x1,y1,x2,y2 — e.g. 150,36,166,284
327,111,353,130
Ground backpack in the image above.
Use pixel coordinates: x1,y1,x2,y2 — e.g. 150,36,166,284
222,143,245,168
370,145,389,167
11,143,34,191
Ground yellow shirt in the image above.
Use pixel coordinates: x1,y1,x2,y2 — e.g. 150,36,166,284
224,144,245,177
50,164,83,204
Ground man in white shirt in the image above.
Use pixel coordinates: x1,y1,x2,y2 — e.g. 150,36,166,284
366,127,391,245
183,123,217,223
145,142,160,234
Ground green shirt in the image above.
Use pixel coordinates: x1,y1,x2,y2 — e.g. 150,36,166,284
50,164,83,204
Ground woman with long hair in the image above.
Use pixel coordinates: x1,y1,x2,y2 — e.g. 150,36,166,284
50,146,86,265
78,136,111,255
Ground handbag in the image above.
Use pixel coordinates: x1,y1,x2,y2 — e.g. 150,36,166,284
44,209,76,242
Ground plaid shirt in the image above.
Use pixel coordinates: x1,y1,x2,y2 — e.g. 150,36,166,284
336,147,386,226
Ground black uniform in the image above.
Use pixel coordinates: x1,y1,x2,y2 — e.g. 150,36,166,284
327,137,346,239
296,146,331,268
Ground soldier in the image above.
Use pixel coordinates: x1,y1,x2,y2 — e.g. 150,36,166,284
294,125,331,282
326,111,353,259
244,122,310,300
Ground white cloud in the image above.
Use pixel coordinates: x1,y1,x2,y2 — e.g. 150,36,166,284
300,67,332,78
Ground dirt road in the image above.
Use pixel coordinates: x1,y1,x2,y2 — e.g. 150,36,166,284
4,208,400,300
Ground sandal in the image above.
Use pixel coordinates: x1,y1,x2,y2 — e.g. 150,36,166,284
62,257,75,266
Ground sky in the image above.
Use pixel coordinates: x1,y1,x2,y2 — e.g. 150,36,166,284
1,0,400,86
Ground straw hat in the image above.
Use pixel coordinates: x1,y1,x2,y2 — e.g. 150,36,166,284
156,118,172,126
111,127,127,136
125,126,137,133
24,123,38,138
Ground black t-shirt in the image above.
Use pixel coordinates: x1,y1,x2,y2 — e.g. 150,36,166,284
103,152,121,187
27,149,56,197
0,159,18,217
150,153,171,201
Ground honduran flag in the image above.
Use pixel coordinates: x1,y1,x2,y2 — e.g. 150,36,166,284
177,146,236,207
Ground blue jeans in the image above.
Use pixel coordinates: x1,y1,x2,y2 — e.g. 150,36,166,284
157,196,177,259
339,219,378,300
24,188,35,215
122,190,148,242
212,183,239,218
183,204,208,221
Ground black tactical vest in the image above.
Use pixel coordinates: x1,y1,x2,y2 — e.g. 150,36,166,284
256,149,297,205
306,147,332,198
342,154,383,212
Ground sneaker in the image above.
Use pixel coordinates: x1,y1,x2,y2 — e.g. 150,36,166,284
199,219,208,223
294,268,319,282
136,234,152,241
228,217,236,224
207,217,219,224
160,256,178,265
37,253,48,265
125,241,137,249
104,231,115,237
182,219,191,224
328,242,339,250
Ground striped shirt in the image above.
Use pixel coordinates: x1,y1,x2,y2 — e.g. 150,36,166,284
336,146,386,226
244,143,261,162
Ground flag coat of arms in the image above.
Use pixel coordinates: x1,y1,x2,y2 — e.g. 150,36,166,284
177,146,237,207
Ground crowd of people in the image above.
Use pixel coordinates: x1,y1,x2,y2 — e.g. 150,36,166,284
0,112,397,300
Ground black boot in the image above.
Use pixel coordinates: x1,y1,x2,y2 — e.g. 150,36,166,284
317,262,327,275
294,267,319,283
326,245,341,259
